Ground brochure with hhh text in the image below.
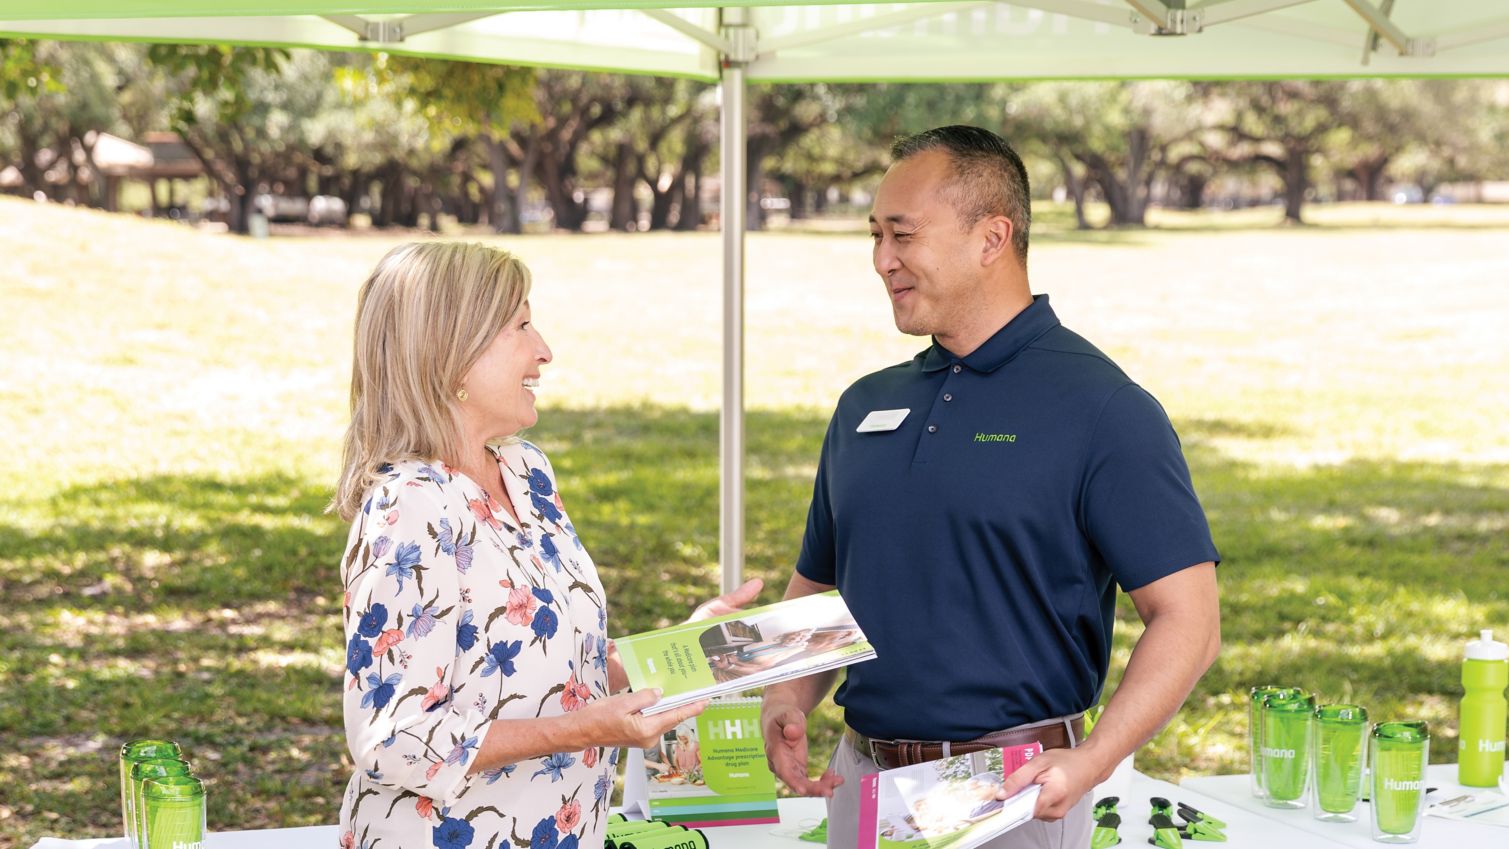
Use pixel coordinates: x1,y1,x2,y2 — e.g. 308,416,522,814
615,590,876,714
631,696,780,827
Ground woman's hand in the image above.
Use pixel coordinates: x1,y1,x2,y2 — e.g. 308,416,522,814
574,689,709,749
686,578,763,623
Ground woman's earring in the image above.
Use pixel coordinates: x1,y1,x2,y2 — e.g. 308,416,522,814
456,388,469,402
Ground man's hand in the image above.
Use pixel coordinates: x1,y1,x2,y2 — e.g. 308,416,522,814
686,578,763,623
996,747,1101,821
761,701,844,797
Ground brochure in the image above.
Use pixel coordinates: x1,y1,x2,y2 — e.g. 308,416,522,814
858,743,1043,849
615,590,876,714
631,696,780,827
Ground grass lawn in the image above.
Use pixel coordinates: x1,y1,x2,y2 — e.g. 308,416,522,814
1,196,1506,847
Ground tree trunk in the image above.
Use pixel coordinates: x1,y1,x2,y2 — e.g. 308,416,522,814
1053,153,1090,230
787,181,809,220
1282,148,1308,224
1351,154,1392,202
608,142,639,231
482,134,520,234
1178,173,1208,210
673,139,708,231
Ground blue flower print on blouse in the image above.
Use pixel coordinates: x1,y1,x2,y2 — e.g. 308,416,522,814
407,603,440,639
539,533,563,573
433,518,475,574
357,603,388,638
455,609,479,652
530,606,558,640
481,640,522,678
482,763,516,784
558,836,579,849
531,752,576,783
590,635,607,673
386,542,423,592
362,672,402,710
527,468,553,497
346,634,373,676
530,490,563,524
530,816,558,849
432,816,475,849
593,772,611,804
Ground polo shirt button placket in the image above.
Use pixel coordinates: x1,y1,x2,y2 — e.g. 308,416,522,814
952,365,962,374
943,393,952,402
927,425,937,433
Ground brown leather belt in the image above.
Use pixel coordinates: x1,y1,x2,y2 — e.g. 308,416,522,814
845,715,1085,771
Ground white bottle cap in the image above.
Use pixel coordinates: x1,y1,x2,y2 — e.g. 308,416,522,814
1465,629,1509,661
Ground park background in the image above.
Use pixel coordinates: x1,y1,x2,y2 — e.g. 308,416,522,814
2,40,1508,848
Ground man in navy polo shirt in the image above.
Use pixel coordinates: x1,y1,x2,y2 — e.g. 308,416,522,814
759,126,1221,849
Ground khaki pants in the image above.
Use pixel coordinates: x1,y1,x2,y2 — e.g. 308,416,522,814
823,730,1093,849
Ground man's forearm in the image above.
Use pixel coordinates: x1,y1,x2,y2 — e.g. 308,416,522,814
1078,564,1220,780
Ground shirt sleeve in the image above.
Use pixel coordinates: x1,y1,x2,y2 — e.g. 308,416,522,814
1079,383,1220,591
795,414,840,585
341,478,492,805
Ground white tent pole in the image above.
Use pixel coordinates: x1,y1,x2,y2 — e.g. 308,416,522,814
718,6,750,594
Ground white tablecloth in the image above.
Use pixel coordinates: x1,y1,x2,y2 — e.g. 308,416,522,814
30,770,1371,849
1180,763,1505,849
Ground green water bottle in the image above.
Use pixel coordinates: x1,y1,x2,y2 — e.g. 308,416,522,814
1459,629,1507,787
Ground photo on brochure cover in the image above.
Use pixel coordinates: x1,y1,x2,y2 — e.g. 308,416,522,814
696,595,866,684
875,748,1037,849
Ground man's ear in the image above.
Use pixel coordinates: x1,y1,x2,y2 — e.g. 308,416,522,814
979,214,1014,267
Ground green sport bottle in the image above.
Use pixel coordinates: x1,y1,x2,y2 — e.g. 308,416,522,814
1459,629,1507,787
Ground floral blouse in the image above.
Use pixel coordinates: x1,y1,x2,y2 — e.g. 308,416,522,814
338,440,614,849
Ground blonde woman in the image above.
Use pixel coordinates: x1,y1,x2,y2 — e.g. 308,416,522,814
333,242,758,849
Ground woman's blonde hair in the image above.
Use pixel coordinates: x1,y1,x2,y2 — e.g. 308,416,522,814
332,241,531,520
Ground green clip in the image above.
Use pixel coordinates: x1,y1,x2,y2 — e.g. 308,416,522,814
1091,812,1123,848
1177,802,1227,831
797,817,827,843
1093,796,1121,820
1177,820,1228,842
1149,797,1175,821
1147,813,1183,849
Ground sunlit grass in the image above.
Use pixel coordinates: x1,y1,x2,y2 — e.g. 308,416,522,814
1,196,1507,845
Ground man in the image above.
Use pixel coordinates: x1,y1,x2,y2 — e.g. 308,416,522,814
760,126,1221,849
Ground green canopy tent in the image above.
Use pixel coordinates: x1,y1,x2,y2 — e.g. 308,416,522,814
5,1,1507,591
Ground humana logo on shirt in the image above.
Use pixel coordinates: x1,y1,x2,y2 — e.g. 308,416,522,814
973,432,1017,443
1261,746,1295,759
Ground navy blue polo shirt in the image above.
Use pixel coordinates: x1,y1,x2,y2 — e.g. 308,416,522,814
796,294,1219,741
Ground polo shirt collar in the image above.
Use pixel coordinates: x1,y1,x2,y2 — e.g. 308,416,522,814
921,294,1060,373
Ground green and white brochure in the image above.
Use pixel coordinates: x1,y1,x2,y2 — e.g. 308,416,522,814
615,590,876,714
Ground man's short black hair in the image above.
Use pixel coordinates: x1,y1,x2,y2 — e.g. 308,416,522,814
890,125,1031,264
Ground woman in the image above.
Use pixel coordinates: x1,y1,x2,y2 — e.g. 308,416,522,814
333,242,756,849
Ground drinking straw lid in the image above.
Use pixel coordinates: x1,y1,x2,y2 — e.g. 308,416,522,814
1465,630,1508,661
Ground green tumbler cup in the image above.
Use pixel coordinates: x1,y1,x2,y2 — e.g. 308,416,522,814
1370,720,1429,843
1261,689,1315,808
131,758,193,848
119,740,182,847
141,774,206,849
1311,704,1368,822
1250,685,1295,798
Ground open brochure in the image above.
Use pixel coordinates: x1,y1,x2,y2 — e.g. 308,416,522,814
615,590,876,714
858,743,1043,849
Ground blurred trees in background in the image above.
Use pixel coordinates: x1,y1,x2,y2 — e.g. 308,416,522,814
2,38,1507,232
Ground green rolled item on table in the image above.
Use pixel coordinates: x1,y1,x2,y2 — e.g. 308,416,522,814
608,813,628,825
130,758,192,848
605,819,673,849
141,774,205,849
618,825,707,849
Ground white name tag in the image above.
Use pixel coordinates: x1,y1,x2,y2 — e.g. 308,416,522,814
857,408,910,433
